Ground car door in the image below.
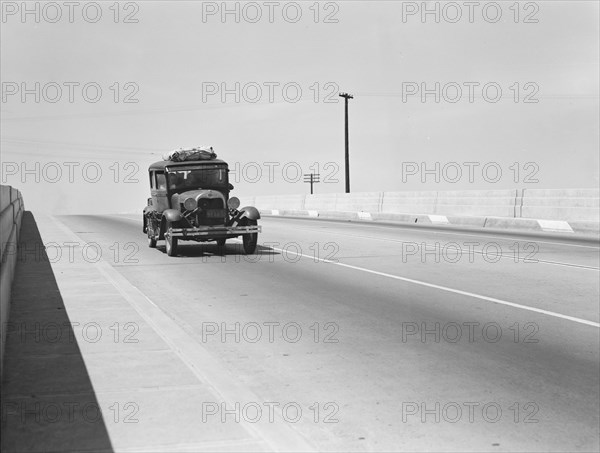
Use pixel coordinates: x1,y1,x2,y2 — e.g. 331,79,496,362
151,171,170,212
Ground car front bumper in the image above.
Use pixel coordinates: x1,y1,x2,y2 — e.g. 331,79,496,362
169,225,261,239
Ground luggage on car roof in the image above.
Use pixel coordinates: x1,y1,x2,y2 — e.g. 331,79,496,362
163,146,217,162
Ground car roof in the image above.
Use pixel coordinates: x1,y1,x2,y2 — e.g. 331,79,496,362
148,159,228,171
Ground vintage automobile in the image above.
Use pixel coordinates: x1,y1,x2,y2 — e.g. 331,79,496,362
143,156,261,256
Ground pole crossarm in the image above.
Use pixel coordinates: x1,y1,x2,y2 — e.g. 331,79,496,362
303,173,320,194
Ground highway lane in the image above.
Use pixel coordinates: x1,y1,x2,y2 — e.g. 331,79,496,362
53,214,599,452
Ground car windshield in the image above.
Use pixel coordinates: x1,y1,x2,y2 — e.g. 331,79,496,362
167,167,228,191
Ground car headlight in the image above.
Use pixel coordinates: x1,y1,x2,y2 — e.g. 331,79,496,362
183,197,197,210
228,197,240,209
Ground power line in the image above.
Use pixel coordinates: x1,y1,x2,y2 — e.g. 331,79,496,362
1,136,163,153
1,96,334,123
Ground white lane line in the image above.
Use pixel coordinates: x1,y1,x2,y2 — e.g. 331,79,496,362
119,217,142,224
266,217,600,250
120,215,598,269
264,245,600,328
79,218,600,327
271,226,600,271
352,224,600,250
119,215,600,251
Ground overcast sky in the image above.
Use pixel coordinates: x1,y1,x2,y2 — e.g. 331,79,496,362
1,0,598,214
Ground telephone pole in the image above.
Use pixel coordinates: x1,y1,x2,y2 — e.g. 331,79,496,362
303,173,320,194
339,92,353,193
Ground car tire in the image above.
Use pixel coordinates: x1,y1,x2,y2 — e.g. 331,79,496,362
165,223,178,256
242,219,258,254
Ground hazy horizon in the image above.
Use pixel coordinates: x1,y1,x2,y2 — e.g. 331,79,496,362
2,1,598,214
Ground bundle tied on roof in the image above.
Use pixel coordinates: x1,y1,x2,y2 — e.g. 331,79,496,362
162,146,217,162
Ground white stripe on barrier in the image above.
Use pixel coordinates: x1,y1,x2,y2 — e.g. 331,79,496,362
271,209,280,216
307,210,319,217
428,215,449,224
357,211,372,220
537,219,574,233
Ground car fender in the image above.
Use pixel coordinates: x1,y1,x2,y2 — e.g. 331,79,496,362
158,210,179,239
239,206,261,221
162,209,183,223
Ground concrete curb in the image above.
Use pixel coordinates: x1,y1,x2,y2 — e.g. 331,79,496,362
259,209,600,240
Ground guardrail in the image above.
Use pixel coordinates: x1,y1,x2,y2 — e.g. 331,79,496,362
239,188,599,235
1,185,24,378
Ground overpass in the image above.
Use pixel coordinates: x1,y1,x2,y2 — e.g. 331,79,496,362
1,186,598,452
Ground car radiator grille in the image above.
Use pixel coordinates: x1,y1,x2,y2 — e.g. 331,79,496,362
196,198,226,226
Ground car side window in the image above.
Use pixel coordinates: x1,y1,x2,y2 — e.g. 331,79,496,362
149,171,155,189
156,173,167,190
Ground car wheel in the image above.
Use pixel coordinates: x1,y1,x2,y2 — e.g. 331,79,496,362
216,238,226,247
242,220,258,254
165,223,178,256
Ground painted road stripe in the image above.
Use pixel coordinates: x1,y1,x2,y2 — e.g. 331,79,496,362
117,215,599,270
269,216,600,250
115,215,600,271
280,226,600,271
120,214,600,250
265,244,600,328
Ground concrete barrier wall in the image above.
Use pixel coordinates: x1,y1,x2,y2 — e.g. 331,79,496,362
379,190,517,217
334,192,382,212
521,188,600,222
433,190,518,217
249,188,599,223
247,194,305,211
302,192,382,212
380,191,437,215
254,189,518,218
1,185,24,378
236,196,255,208
304,193,337,211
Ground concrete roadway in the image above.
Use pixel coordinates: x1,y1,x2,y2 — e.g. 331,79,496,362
9,214,600,451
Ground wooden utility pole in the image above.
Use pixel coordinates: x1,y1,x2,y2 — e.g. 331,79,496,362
339,92,353,193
